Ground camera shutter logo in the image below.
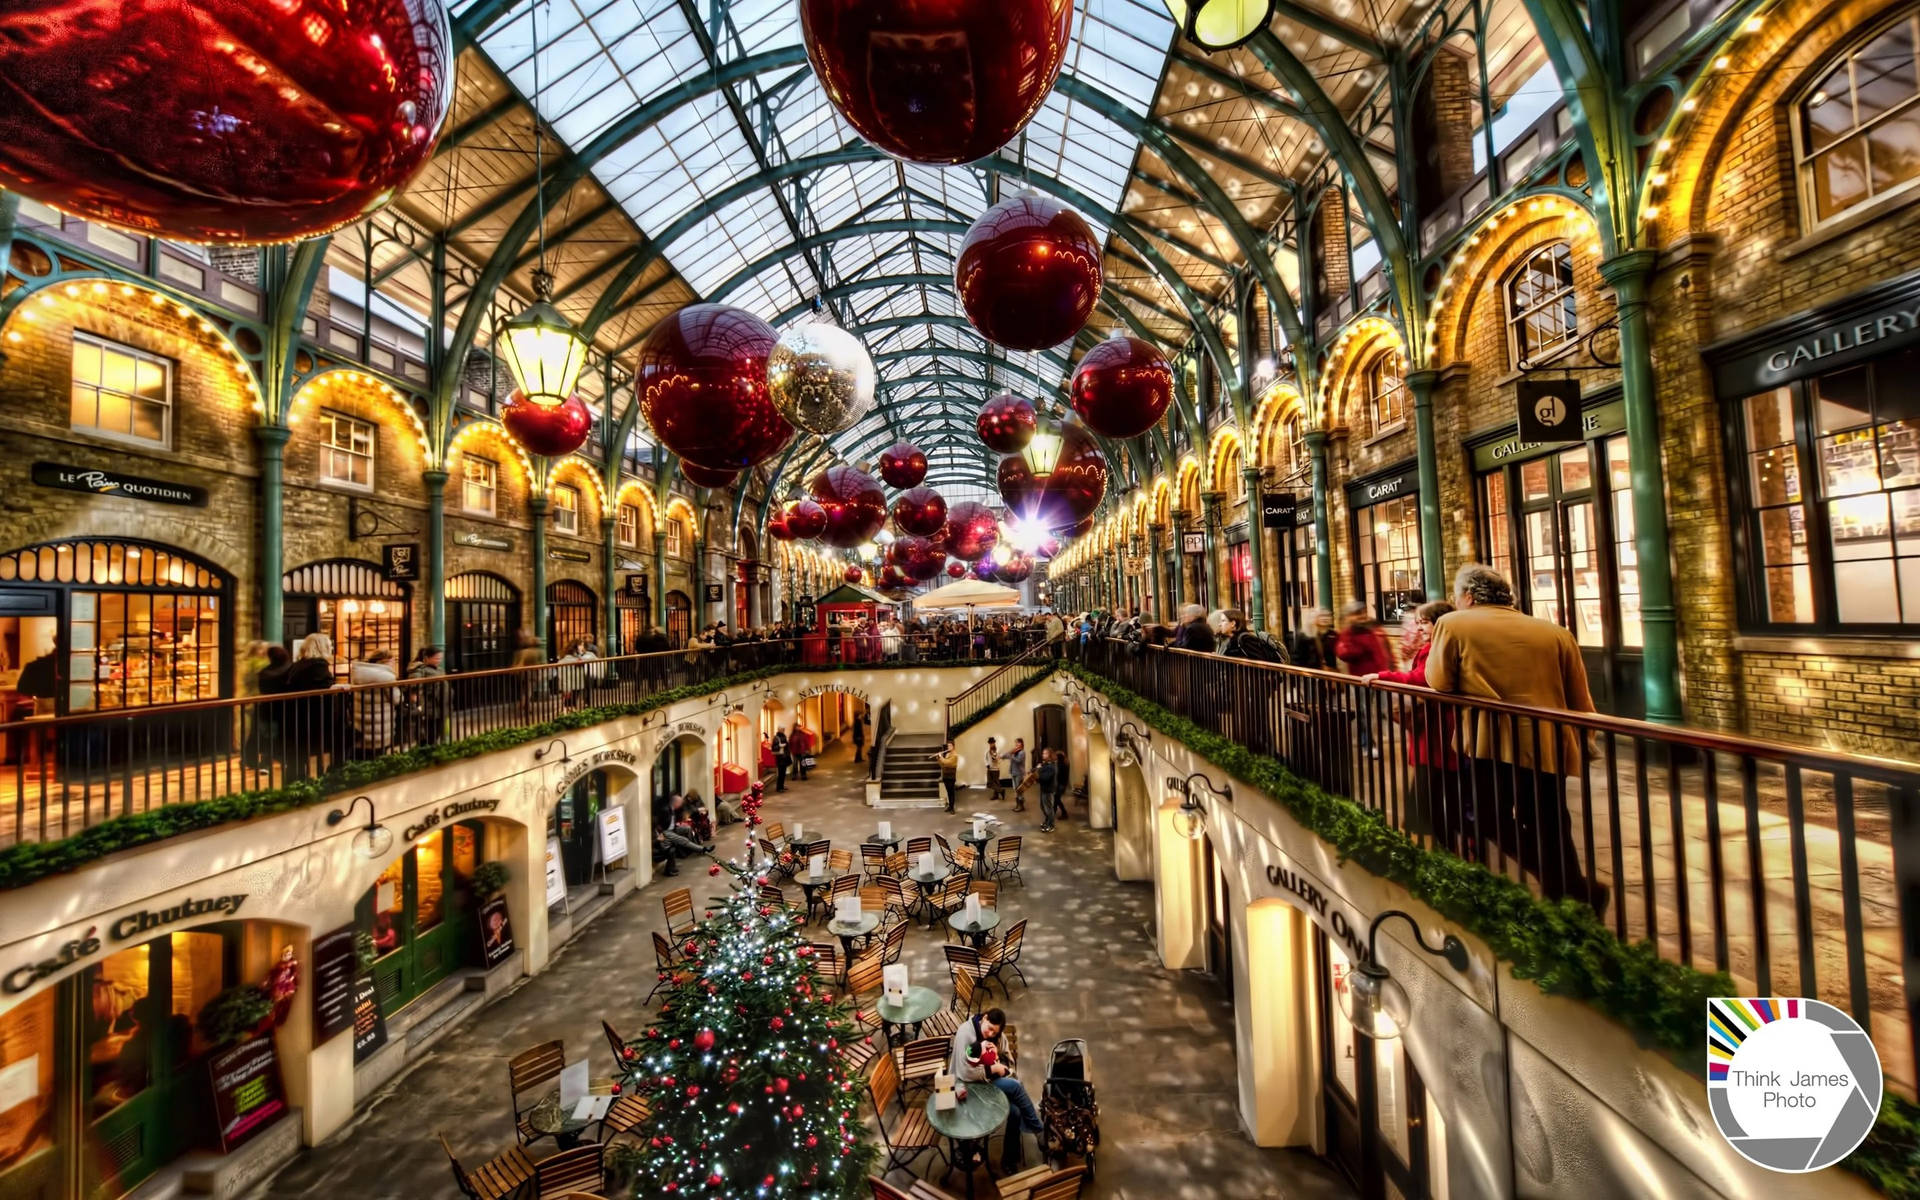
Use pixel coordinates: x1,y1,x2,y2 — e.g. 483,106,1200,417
1706,997,1881,1172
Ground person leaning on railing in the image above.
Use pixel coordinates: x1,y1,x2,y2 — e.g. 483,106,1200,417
1359,601,1459,848
1424,564,1608,912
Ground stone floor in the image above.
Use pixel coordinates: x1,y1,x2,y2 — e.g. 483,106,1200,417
249,740,1353,1200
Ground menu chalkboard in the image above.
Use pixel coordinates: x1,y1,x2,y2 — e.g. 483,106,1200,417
477,896,515,969
351,974,388,1064
208,1038,287,1152
311,926,357,1046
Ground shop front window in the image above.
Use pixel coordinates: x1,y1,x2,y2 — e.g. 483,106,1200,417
1797,12,1920,226
320,410,375,490
1353,494,1423,625
1285,521,1318,631
66,590,221,712
552,484,580,535
0,989,55,1179
1228,541,1252,611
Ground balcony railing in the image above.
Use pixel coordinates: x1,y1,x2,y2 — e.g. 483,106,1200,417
1074,638,1920,1096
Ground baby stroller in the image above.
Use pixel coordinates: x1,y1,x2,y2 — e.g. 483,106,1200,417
1040,1038,1099,1180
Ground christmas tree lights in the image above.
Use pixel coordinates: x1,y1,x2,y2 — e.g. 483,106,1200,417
616,783,880,1196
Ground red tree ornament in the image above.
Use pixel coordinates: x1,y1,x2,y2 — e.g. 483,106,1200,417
638,304,793,471
809,466,888,549
843,565,865,584
957,196,1102,350
877,564,907,590
891,486,948,537
799,0,1073,164
501,392,592,458
896,536,945,581
977,394,1037,453
0,0,454,244
996,423,1107,527
785,499,829,541
767,508,794,541
995,555,1034,584
946,561,967,578
680,461,739,489
942,501,1001,562
1071,334,1175,438
877,442,928,488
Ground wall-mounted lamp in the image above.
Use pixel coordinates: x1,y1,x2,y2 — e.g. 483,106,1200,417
1341,909,1471,1042
534,738,572,763
1174,771,1230,840
1114,721,1150,767
326,795,393,860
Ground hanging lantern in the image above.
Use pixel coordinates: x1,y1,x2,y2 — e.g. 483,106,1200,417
942,501,1001,562
800,0,1074,164
1020,409,1066,478
785,499,829,541
1162,0,1276,52
957,195,1102,350
891,486,949,538
680,461,739,489
1071,332,1174,439
999,422,1106,528
877,442,929,488
499,271,591,408
810,466,889,549
0,0,453,243
500,391,592,458
977,394,1038,453
767,324,877,435
639,304,792,471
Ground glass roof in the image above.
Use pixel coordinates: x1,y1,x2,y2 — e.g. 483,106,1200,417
458,0,1177,484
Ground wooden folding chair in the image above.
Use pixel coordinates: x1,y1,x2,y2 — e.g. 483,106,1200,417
984,919,1028,992
884,850,909,878
989,835,1023,887
601,1019,635,1065
880,919,908,966
867,1174,963,1200
662,887,697,939
966,879,998,910
532,1143,605,1199
759,838,797,880
866,1053,943,1174
830,873,861,912
943,944,988,993
829,847,854,874
808,941,842,981
764,821,787,844
597,1093,652,1142
952,844,978,876
508,1040,567,1145
645,932,679,1006
879,875,912,926
861,843,889,882
996,1165,1088,1200
894,1035,950,1096
904,836,933,862
441,1132,534,1200
839,956,886,1076
934,833,957,869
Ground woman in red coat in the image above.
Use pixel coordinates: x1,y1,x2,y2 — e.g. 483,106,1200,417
1335,602,1395,758
1363,601,1465,854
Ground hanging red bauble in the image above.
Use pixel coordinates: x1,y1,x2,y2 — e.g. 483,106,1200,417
767,508,793,541
891,486,948,537
957,196,1101,350
997,423,1107,527
897,536,945,581
843,565,865,584
877,442,929,488
0,0,453,244
785,499,829,541
946,561,967,579
639,304,792,471
810,466,888,549
500,392,592,458
1071,334,1175,438
680,461,739,489
878,564,908,590
996,555,1034,583
977,394,1037,453
942,501,1001,561
1039,536,1062,560
799,0,1073,165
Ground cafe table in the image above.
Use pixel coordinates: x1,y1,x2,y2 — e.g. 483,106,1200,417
794,869,844,924
865,832,902,854
958,828,994,877
925,1082,1010,1200
826,912,881,981
946,908,1002,950
906,867,947,927
874,985,944,1045
527,1085,614,1149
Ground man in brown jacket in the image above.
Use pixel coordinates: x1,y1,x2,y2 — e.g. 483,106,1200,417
1425,564,1605,910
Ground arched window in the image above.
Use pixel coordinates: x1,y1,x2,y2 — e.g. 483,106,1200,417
1507,242,1578,365
1284,414,1307,476
1365,354,1407,433
1798,12,1920,227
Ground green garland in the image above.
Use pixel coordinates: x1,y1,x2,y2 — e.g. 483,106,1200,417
1063,664,1920,1194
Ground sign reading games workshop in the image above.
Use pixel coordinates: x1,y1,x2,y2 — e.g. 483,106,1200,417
32,461,206,506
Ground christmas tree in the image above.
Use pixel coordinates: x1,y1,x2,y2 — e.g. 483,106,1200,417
616,785,880,1197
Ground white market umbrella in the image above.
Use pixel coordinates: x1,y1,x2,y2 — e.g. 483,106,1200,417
911,577,1023,611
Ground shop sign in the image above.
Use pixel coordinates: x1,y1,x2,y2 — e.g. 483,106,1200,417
208,1037,288,1153
544,838,568,908
350,975,387,1063
554,748,638,796
1265,862,1370,964
618,558,648,571
381,543,420,581
704,583,724,603
797,594,815,607
477,896,515,969
1181,532,1206,554
31,461,206,506
798,684,868,703
401,797,500,842
1710,275,1920,394
652,720,708,757
310,926,358,1046
1260,492,1299,528
624,574,649,598
455,531,514,552
1471,398,1627,471
549,548,592,563
597,806,629,865
1347,464,1420,506
1516,379,1584,443
795,604,816,627
3,893,250,995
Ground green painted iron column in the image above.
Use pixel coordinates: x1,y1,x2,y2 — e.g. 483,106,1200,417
1203,493,1225,610
1242,466,1269,629
424,470,447,648
254,426,291,643
1144,524,1165,622
602,519,619,653
653,531,669,632
529,495,550,654
1406,369,1447,599
1602,251,1682,723
692,539,707,628
1307,430,1336,608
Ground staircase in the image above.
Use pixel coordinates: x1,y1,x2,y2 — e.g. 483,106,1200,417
876,732,946,808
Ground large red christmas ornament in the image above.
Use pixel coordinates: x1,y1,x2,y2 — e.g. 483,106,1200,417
501,392,591,458
767,508,794,541
946,561,967,579
799,0,1073,165
680,461,739,489
809,466,888,549
877,442,928,489
785,499,829,540
996,555,1034,584
996,423,1107,527
1039,536,1062,559
843,565,865,584
957,196,1101,350
896,536,945,581
877,564,908,590
942,501,1001,562
972,560,999,582
891,487,948,537
977,394,1038,453
0,0,452,244
638,304,792,471
1071,334,1175,438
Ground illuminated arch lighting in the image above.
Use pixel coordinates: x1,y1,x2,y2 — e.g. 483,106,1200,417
664,496,699,530
613,481,659,530
1425,197,1602,363
1175,455,1203,515
8,277,263,409
1206,425,1244,493
1638,5,1778,239
1251,382,1304,468
1317,316,1404,429
1151,476,1173,526
548,455,608,513
448,419,535,485
289,369,433,464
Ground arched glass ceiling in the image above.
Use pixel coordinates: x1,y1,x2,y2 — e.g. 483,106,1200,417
456,0,1177,486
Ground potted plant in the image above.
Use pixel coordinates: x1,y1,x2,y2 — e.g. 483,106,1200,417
472,860,510,898
196,985,274,1048
354,931,378,974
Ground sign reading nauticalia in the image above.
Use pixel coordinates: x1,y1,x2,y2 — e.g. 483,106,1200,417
5,893,248,993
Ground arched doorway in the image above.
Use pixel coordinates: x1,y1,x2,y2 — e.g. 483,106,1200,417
283,557,410,674
665,590,691,648
361,819,486,1014
546,580,597,651
551,770,607,892
446,572,520,673
1114,760,1152,881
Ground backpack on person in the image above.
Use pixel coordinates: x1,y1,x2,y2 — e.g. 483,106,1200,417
1231,631,1287,664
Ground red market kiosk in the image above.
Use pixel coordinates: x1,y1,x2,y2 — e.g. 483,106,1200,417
803,583,897,664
